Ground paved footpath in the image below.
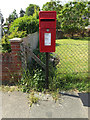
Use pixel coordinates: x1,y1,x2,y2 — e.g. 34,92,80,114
0,90,89,119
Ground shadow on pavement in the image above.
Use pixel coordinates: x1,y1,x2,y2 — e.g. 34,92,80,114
59,92,90,107
78,93,90,107
59,92,79,98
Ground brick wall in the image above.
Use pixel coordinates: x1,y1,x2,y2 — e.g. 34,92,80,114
1,38,23,84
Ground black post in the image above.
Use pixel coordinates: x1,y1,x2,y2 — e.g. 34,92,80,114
46,52,49,89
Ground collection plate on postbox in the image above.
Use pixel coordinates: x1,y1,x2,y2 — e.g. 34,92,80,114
39,11,56,52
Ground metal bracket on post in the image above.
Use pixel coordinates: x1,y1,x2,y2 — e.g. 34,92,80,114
46,52,49,89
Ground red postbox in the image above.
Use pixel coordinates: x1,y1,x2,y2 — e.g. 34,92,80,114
39,11,56,52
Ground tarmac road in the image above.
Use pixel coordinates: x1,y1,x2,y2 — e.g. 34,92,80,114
0,90,89,119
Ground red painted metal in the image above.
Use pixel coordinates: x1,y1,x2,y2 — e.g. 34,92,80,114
39,11,56,52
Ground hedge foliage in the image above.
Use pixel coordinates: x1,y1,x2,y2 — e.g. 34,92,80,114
9,15,39,34
2,28,27,53
2,14,39,53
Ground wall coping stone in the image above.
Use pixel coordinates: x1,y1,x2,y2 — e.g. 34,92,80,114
9,38,23,43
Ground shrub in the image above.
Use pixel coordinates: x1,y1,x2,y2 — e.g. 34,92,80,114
8,27,27,39
9,15,39,34
2,35,11,53
2,28,27,53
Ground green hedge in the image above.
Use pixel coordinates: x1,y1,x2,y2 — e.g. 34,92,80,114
2,28,27,53
9,15,39,34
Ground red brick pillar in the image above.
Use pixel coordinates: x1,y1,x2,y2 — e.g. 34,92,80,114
10,38,23,55
2,38,23,84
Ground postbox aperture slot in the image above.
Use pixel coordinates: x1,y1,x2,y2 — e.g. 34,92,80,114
41,19,55,21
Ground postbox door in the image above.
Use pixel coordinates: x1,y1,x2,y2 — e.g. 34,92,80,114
39,28,56,52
